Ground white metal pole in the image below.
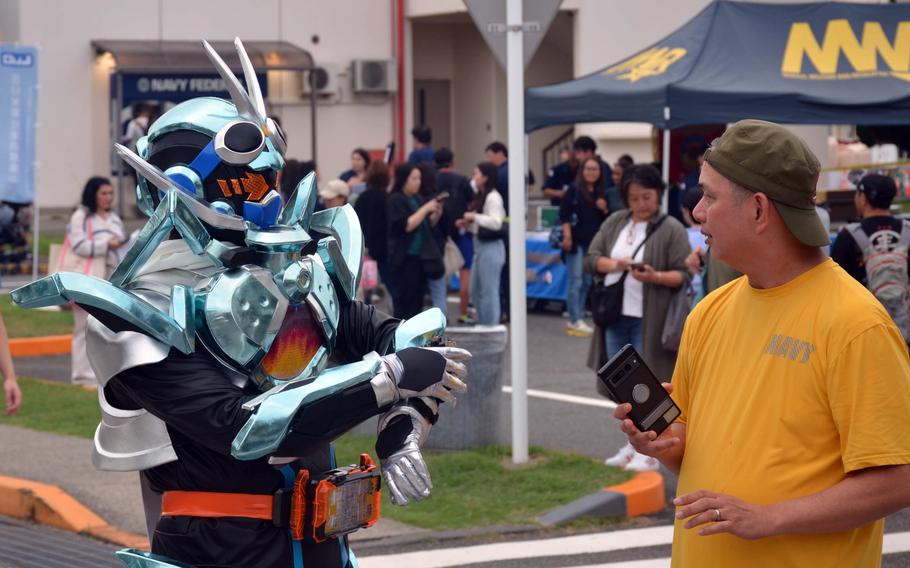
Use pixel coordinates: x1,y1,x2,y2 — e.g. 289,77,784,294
662,128,671,213
507,0,528,465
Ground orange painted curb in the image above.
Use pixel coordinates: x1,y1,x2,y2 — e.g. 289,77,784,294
606,471,665,517
9,335,72,357
0,475,148,549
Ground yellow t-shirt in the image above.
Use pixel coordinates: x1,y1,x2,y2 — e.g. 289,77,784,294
671,259,910,568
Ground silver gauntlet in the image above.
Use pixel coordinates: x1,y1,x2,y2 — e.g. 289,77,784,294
376,404,433,506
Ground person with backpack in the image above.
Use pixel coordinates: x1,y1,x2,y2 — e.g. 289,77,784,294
831,174,910,345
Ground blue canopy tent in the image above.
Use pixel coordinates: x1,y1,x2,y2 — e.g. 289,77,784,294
526,0,910,132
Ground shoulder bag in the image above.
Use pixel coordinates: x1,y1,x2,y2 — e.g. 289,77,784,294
548,188,579,249
591,216,666,328
48,216,108,279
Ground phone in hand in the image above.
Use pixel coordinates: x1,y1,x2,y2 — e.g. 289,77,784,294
629,262,646,271
597,344,680,437
435,191,451,202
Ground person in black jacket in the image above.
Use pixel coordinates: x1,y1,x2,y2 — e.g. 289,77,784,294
561,157,610,336
435,148,475,323
387,163,443,318
354,160,393,297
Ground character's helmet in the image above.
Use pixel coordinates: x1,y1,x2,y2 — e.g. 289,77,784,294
132,39,287,228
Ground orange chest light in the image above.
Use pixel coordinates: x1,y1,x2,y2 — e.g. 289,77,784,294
259,302,324,381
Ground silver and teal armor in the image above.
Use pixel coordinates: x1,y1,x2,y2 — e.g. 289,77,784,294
10,38,447,473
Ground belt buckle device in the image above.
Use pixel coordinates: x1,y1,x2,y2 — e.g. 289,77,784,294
288,453,382,542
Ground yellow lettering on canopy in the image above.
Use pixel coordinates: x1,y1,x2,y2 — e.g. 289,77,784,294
605,47,687,83
782,20,910,78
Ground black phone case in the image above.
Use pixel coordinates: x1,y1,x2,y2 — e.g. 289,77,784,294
597,344,680,436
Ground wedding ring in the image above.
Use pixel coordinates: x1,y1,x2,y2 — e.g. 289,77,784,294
714,508,722,522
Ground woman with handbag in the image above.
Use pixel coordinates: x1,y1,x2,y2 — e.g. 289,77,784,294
584,165,690,471
456,162,506,326
561,157,611,337
354,160,393,301
66,176,129,387
387,163,443,319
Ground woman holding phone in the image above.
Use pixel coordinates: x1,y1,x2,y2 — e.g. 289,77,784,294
456,162,505,326
584,164,690,471
387,163,442,319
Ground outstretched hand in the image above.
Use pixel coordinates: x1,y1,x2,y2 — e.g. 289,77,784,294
382,347,471,406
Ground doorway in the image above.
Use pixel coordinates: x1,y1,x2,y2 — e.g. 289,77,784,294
413,80,452,151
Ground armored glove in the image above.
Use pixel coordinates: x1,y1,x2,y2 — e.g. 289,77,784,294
370,346,470,407
375,403,433,506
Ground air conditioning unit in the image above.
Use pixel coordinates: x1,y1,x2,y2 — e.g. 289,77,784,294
301,63,340,96
352,59,397,94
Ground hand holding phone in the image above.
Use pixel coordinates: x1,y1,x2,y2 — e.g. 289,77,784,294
598,345,680,437
435,191,450,202
629,262,646,271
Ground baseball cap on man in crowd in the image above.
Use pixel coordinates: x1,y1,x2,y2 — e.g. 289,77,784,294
704,119,829,248
857,174,897,210
318,179,350,201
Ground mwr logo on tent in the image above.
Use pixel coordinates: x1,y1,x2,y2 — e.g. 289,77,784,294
782,20,910,82
605,47,687,83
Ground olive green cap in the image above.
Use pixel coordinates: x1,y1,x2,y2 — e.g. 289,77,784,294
704,119,829,247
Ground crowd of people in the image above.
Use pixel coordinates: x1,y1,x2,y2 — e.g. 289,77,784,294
276,127,516,327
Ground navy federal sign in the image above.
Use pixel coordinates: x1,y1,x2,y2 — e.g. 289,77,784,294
782,20,910,82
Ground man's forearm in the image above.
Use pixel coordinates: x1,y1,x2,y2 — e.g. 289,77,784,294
767,464,910,536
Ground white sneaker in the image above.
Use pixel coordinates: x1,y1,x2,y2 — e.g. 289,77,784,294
624,451,660,472
604,443,636,467
565,320,594,337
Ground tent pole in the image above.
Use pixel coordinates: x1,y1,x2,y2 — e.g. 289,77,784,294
309,72,317,163
662,128,670,213
115,73,125,219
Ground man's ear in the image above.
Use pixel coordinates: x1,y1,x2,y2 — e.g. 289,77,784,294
753,193,772,233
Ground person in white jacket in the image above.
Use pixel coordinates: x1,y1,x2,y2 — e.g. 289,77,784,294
456,162,506,326
66,177,128,387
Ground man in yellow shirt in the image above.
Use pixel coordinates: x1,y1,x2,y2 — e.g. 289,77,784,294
613,120,910,567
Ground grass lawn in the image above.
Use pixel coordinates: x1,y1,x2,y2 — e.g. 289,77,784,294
2,377,99,438
0,294,74,338
36,234,65,260
3,378,632,530
332,436,630,530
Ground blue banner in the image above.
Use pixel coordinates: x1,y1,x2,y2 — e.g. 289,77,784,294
115,72,268,104
0,45,38,204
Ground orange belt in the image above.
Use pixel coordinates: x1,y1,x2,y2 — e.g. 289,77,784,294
161,490,274,521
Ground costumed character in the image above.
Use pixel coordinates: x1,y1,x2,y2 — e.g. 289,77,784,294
11,38,470,568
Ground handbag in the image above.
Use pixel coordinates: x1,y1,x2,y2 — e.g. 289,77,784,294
361,254,379,290
477,223,507,242
443,237,465,277
48,217,108,279
548,188,579,249
661,282,693,352
420,235,446,280
591,216,666,328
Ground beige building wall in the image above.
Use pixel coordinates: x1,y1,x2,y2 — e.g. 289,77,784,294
3,0,396,210
1,0,882,211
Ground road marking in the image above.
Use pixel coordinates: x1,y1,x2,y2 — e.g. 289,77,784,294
360,528,910,567
573,531,910,568
884,530,910,554
571,560,669,568
502,385,617,409
359,525,672,568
